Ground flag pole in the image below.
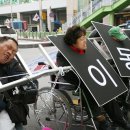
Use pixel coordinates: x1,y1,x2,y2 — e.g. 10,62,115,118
10,0,13,28
39,0,43,32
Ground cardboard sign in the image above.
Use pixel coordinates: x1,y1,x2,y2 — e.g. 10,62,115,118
92,21,130,77
48,35,127,106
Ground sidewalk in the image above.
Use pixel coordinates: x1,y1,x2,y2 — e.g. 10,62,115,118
18,37,47,42
24,106,41,130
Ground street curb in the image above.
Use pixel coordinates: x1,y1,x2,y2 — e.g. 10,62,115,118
18,38,48,42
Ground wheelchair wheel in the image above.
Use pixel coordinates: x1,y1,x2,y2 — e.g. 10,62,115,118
56,89,89,123
58,90,89,122
34,87,72,130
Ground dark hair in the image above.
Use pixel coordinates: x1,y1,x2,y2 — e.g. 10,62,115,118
64,25,86,45
0,36,18,46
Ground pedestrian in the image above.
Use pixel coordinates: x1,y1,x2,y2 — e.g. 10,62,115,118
56,25,130,130
0,36,29,130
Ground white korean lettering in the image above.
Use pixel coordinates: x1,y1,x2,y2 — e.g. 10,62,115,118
117,47,130,70
88,59,118,87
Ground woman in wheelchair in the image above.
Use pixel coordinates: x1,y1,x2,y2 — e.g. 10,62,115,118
56,25,130,130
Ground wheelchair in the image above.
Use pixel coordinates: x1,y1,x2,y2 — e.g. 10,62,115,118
33,64,96,130
33,62,130,130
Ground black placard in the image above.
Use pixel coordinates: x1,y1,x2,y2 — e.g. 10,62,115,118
124,29,130,38
48,35,127,106
92,21,130,77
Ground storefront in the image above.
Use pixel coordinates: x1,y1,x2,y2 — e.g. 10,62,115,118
115,12,130,25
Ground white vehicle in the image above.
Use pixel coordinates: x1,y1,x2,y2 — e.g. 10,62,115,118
0,25,18,40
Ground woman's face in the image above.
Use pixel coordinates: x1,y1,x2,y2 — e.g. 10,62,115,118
73,35,87,50
0,40,18,64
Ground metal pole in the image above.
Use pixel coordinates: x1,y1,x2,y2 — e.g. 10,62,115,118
10,0,13,27
39,0,43,31
0,66,71,92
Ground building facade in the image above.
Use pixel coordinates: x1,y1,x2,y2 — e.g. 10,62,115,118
0,0,67,32
78,0,130,27
0,0,130,32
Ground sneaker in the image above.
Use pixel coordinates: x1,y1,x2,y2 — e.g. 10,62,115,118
99,120,115,130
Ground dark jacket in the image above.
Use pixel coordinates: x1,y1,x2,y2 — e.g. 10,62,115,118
0,59,25,84
0,58,29,125
56,51,79,87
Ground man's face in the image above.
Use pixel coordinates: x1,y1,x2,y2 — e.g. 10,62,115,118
0,40,18,64
73,35,87,50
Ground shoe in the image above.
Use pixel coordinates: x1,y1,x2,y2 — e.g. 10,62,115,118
99,120,114,130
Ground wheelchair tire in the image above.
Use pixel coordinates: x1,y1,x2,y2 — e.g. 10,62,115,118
34,87,72,130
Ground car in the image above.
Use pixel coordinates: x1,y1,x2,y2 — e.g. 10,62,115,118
0,25,18,40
